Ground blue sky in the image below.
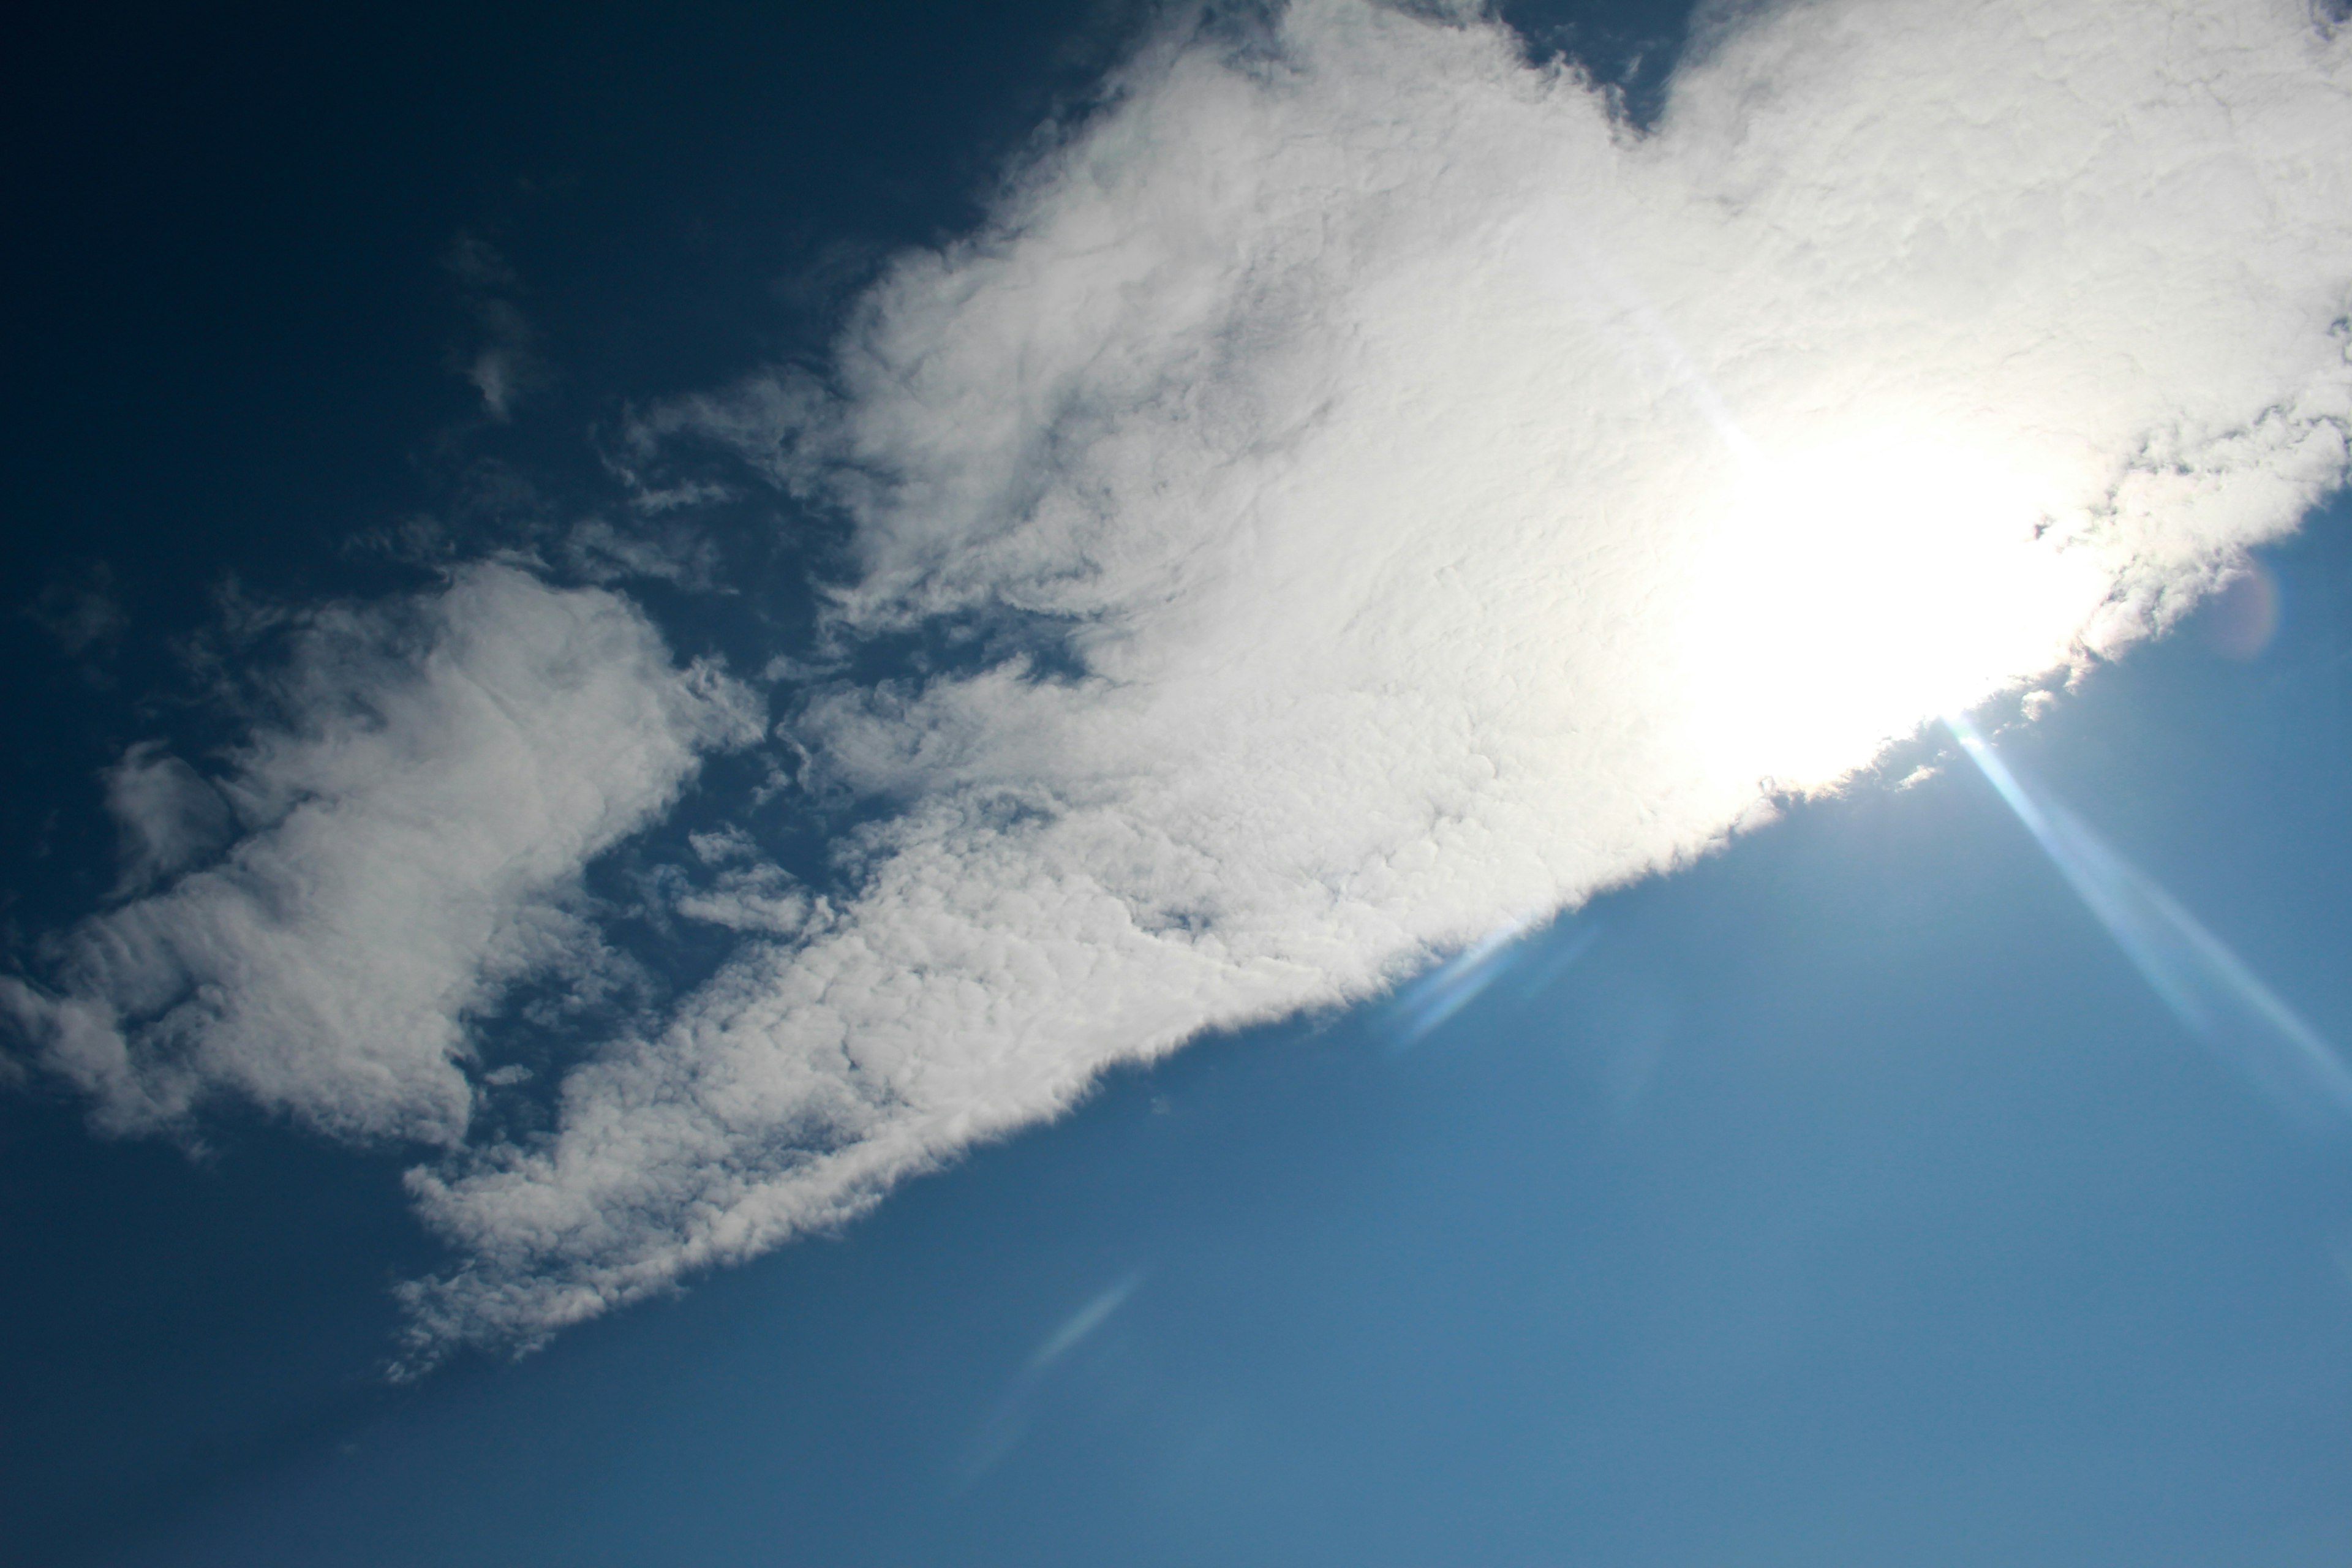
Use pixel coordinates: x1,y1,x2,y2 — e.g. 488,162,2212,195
6,2,2352,1564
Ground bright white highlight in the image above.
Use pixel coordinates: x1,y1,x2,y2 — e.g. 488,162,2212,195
1685,432,2109,790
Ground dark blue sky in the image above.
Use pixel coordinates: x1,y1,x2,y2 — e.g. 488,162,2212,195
6,3,2350,1565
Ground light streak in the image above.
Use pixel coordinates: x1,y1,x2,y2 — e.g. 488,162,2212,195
955,1272,1144,1490
1948,712,2352,1128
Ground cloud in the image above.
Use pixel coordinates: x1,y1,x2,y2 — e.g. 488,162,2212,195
380,0,2352,1360
445,235,541,421
558,516,727,590
102,742,236,897
24,563,128,658
12,0,2347,1364
2,565,760,1144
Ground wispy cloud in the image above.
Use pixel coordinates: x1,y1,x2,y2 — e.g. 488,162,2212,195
13,0,2351,1365
445,234,541,421
24,562,128,660
388,0,2352,1360
3,566,760,1144
101,741,236,898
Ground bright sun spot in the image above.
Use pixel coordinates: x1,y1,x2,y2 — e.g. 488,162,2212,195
1681,431,2109,793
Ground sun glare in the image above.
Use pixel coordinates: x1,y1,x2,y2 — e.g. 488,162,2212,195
1681,432,2108,793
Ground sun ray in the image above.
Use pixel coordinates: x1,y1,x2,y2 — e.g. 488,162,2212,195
1949,712,2352,1128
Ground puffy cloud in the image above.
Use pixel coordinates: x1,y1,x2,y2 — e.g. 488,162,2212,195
2,565,761,1144
390,0,2351,1359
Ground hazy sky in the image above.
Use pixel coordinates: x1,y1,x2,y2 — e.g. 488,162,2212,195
5,2,2351,1564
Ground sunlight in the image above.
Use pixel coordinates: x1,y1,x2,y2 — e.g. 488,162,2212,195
1680,431,2108,792
1949,713,2352,1126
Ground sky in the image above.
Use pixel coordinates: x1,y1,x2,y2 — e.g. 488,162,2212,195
4,1,2351,1564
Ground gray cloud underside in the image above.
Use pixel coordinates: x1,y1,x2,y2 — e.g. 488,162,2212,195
15,0,2352,1362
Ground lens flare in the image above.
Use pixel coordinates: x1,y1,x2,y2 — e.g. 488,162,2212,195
957,1272,1144,1490
1950,713,2352,1129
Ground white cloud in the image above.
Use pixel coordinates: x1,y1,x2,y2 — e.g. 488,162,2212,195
2,565,761,1144
673,861,821,937
10,0,2343,1363
382,0,2352,1359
